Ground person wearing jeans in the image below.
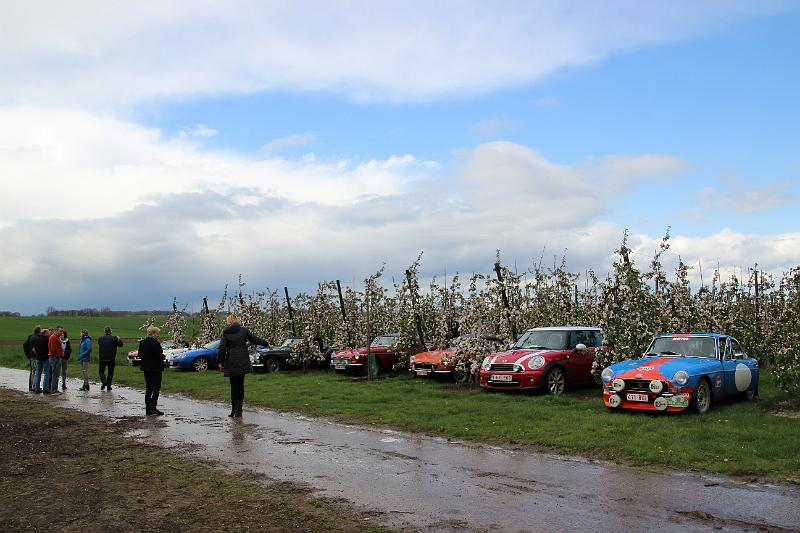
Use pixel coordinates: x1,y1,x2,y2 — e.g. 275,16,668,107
32,329,50,393
23,326,41,391
48,328,64,393
97,326,123,391
78,330,92,390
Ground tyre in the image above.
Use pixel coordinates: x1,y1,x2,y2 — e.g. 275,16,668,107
453,368,469,383
265,356,281,373
545,366,566,395
193,356,210,372
692,378,712,414
745,386,758,401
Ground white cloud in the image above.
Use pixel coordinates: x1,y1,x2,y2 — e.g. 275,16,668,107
696,177,795,214
262,133,316,153
178,124,217,138
0,1,784,106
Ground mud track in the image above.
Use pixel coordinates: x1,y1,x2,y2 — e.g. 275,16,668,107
1,368,798,532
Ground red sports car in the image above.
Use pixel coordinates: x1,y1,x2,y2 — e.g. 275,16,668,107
479,327,603,394
330,333,404,374
410,334,507,382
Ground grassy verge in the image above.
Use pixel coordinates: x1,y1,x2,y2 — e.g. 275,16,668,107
0,388,390,532
2,345,798,481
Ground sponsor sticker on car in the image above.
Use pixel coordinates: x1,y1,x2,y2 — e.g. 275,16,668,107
490,374,513,382
667,394,690,408
626,393,649,402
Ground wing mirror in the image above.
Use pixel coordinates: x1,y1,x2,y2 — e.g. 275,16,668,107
575,343,587,351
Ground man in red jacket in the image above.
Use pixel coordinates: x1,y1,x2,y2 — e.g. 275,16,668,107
48,327,65,393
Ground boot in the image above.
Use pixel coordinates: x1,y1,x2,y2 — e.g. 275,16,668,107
228,400,237,417
235,400,243,417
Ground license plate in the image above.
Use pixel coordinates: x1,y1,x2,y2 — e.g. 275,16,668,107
334,360,347,369
626,393,649,402
415,369,430,376
491,374,513,382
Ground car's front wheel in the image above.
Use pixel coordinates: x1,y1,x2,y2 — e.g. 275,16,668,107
453,368,469,383
265,356,281,373
545,367,566,395
193,356,210,372
692,378,712,414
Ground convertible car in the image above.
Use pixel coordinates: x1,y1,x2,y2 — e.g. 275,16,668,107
127,341,186,367
167,339,221,371
410,334,507,382
250,337,335,373
600,333,759,413
330,333,403,374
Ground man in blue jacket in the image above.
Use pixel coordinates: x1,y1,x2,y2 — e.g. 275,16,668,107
78,329,92,390
97,326,123,391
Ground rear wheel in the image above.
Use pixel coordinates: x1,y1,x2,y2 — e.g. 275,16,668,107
545,367,566,395
265,356,281,373
745,387,758,401
453,367,469,383
193,356,210,372
692,379,712,414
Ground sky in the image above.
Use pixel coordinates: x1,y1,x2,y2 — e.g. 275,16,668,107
1,1,798,314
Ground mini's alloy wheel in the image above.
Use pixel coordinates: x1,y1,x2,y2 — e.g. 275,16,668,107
692,379,712,414
265,356,281,373
545,367,566,395
193,356,210,372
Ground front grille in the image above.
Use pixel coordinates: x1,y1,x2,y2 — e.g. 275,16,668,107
489,363,517,372
624,379,668,393
412,363,437,371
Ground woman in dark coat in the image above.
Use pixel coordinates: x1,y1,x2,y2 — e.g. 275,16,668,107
139,325,165,416
218,314,268,417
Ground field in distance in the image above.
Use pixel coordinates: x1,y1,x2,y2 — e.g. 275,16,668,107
0,315,195,341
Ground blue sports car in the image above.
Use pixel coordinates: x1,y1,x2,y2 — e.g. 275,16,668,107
168,339,220,371
601,333,759,413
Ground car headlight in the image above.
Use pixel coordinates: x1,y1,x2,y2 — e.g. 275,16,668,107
601,367,614,383
527,356,545,370
409,356,416,364
673,370,689,386
481,356,490,371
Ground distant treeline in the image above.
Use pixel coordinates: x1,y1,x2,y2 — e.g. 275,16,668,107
0,311,21,317
44,306,172,317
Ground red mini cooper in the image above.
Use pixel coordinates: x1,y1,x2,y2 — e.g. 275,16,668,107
479,327,603,394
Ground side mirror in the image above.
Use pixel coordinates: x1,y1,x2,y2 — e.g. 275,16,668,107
575,343,587,351
734,352,746,360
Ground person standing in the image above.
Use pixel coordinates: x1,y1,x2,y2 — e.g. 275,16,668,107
77,330,92,391
138,326,165,416
97,326,123,391
23,326,41,392
60,330,72,390
218,314,268,417
48,327,64,393
33,329,50,393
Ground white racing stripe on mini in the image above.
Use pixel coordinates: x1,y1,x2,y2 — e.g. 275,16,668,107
513,351,544,366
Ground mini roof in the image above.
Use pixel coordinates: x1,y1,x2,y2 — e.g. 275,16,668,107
656,333,726,338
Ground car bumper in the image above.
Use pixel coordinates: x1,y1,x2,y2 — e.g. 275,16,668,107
603,390,691,412
479,371,542,390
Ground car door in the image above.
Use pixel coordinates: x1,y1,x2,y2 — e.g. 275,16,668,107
729,337,758,395
568,331,595,383
718,336,738,397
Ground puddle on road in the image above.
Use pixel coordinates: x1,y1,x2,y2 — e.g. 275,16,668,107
2,368,798,533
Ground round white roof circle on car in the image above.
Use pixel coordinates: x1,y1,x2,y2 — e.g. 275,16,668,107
735,363,752,392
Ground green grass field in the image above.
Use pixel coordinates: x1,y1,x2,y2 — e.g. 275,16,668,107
0,315,199,341
2,344,797,481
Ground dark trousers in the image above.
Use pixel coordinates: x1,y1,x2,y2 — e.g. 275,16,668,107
143,371,163,412
229,374,245,410
28,358,36,391
99,361,115,387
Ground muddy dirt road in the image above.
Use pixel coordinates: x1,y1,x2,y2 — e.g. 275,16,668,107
2,368,797,532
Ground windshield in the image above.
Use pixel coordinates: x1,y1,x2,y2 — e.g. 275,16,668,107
513,330,569,350
203,339,220,350
280,338,302,348
647,336,717,358
371,335,398,347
